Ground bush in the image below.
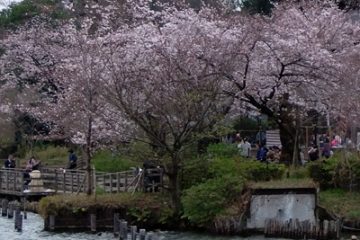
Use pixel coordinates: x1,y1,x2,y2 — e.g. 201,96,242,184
207,143,238,158
308,151,360,190
39,193,174,226
182,176,244,226
308,160,334,189
237,160,286,181
181,156,210,190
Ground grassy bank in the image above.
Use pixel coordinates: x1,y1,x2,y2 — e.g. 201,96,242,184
39,193,174,228
319,189,360,220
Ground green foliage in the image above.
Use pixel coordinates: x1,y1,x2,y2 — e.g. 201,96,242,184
319,189,360,220
207,143,238,158
308,151,360,190
208,156,238,178
38,193,174,224
236,160,286,181
241,0,274,15
0,0,39,27
0,0,70,28
308,159,336,189
181,156,210,190
233,116,258,132
25,145,68,166
92,149,137,172
287,166,310,179
182,175,244,226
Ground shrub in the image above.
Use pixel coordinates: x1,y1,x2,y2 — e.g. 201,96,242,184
207,143,238,158
182,175,244,226
181,156,210,190
236,159,286,181
308,151,360,190
39,193,174,226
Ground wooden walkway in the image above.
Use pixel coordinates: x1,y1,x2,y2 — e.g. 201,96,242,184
0,167,163,198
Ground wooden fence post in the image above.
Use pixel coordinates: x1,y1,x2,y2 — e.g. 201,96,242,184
15,213,22,232
49,215,55,231
8,202,14,218
125,172,128,192
54,170,58,193
113,213,119,237
90,214,96,233
120,221,128,240
130,225,137,240
139,229,146,240
2,199,8,216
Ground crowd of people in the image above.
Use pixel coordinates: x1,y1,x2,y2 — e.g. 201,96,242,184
234,132,346,164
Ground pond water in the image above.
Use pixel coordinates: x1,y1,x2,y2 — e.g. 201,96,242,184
0,212,286,240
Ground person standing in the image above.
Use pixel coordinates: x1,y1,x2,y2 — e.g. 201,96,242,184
68,150,77,169
240,138,251,158
4,154,15,169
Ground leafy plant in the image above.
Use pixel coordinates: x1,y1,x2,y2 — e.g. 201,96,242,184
207,143,238,158
182,176,244,226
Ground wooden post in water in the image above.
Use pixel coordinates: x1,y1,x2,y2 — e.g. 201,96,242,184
15,213,22,232
120,221,128,240
22,198,27,220
336,219,341,239
130,225,137,240
90,214,96,233
14,207,21,231
113,213,119,237
2,199,8,216
8,202,14,218
139,229,146,240
49,215,55,231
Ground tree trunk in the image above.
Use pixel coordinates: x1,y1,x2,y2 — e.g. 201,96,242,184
85,116,93,195
167,161,181,218
279,121,300,165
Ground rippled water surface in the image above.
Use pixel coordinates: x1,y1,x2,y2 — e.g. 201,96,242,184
0,212,286,240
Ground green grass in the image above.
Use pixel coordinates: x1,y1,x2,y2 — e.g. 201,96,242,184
38,193,173,223
24,145,68,167
249,178,317,189
319,189,360,220
92,149,137,172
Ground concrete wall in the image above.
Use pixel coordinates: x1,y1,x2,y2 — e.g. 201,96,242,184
246,193,316,229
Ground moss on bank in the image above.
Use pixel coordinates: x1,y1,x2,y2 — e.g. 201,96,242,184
39,193,174,227
249,178,317,189
319,189,360,220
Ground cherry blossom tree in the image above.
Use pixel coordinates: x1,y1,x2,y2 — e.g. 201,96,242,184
222,1,360,163
0,9,132,194
100,8,240,213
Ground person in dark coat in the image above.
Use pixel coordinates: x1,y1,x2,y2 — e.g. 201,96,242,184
68,150,77,169
4,155,15,169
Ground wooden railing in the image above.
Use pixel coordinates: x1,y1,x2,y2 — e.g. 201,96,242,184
0,168,87,196
95,168,163,193
0,167,163,197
